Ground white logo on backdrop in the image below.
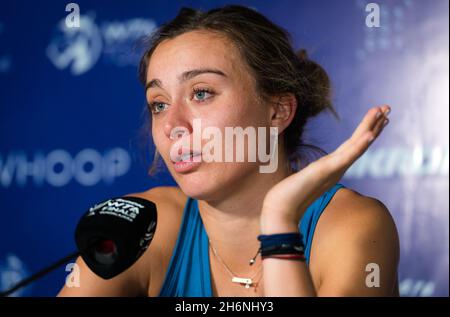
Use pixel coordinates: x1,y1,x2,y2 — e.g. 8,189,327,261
47,13,157,75
344,146,448,178
0,254,30,297
356,0,414,60
0,148,131,188
399,278,435,297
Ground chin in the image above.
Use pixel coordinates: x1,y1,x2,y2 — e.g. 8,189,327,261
172,168,228,201
178,180,217,201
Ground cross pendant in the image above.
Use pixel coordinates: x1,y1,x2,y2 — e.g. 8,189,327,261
231,277,253,288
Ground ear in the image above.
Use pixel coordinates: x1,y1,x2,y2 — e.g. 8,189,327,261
268,93,297,133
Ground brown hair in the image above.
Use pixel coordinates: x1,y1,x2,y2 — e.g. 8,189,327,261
137,5,338,175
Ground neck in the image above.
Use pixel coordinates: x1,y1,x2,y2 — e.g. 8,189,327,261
197,156,292,268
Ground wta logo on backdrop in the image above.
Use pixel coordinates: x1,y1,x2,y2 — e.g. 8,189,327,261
46,13,157,75
0,148,131,188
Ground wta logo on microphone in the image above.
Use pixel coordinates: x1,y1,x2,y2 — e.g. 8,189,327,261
75,196,157,279
87,198,144,223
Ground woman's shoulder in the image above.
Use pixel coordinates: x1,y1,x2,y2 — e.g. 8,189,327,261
125,186,188,296
309,187,400,293
311,187,400,295
325,187,395,225
316,187,398,242
127,186,187,231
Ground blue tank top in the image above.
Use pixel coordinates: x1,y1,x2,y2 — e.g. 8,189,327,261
158,183,346,297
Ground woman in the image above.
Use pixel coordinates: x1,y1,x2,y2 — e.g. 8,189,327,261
58,5,399,297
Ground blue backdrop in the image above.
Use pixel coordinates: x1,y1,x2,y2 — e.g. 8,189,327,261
0,0,448,296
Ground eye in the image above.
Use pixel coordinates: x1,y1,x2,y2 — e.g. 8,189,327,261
192,87,215,102
149,101,168,114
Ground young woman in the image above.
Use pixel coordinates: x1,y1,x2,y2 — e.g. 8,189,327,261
58,5,399,297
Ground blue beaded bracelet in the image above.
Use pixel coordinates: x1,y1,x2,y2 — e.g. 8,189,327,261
257,232,304,248
257,232,306,260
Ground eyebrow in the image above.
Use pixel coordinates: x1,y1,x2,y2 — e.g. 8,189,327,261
145,68,227,91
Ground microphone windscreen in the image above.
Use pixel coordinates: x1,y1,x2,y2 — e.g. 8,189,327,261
75,196,157,279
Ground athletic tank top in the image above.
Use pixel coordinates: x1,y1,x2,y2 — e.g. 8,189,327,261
159,183,346,296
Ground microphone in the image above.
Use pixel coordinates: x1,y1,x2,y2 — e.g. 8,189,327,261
0,196,157,297
75,196,157,279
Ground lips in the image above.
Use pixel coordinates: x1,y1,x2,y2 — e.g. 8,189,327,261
171,150,202,163
171,150,202,174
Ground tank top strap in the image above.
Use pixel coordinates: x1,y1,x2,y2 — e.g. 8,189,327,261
158,197,212,296
300,183,346,264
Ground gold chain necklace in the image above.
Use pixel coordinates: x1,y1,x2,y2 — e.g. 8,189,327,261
209,239,262,289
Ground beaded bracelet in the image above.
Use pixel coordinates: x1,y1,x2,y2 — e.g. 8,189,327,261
257,232,306,261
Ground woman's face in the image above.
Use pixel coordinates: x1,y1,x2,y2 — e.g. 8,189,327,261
145,30,274,200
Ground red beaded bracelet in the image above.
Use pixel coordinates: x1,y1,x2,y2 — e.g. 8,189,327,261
261,253,306,261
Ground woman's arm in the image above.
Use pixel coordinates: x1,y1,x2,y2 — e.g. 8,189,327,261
260,105,396,296
260,222,316,296
312,192,399,296
261,190,400,296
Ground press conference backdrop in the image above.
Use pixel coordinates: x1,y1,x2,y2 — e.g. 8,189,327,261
0,0,448,296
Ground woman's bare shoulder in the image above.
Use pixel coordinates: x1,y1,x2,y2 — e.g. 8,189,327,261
322,187,395,225
126,186,188,296
313,187,398,244
309,187,400,294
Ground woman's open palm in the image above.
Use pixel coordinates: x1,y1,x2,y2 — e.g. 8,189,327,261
261,105,391,225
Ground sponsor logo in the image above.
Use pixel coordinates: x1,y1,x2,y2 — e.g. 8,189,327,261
0,254,31,297
356,0,414,59
0,148,131,188
399,278,435,297
47,14,157,75
344,146,448,178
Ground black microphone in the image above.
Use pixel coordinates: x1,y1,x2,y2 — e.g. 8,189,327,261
0,196,157,297
75,196,157,279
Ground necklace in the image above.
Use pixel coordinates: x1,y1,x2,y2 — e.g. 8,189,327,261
209,239,262,289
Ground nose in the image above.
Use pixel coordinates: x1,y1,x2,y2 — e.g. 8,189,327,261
168,125,189,141
163,105,192,141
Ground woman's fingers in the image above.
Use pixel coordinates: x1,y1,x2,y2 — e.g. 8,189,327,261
330,105,391,170
371,109,390,140
352,106,383,138
350,105,390,140
335,105,391,155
